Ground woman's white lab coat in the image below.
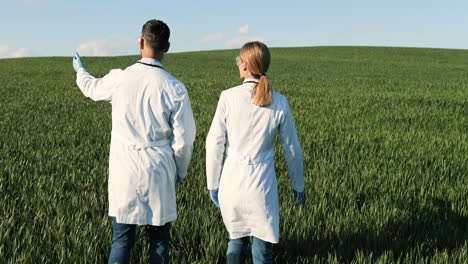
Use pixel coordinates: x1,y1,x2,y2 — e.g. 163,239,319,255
76,58,196,226
206,78,304,243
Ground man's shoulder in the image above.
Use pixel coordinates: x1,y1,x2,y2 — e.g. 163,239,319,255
125,63,184,85
162,71,184,86
121,63,187,98
157,72,188,98
158,71,184,88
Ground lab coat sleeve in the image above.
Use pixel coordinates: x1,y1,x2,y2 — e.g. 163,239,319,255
279,98,305,192
205,92,227,190
170,83,196,180
76,68,121,102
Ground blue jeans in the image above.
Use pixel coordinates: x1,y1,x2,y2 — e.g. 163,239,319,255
108,217,171,264
227,236,273,264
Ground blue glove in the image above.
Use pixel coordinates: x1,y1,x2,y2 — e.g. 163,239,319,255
293,190,305,206
73,51,84,72
175,176,182,184
210,190,220,208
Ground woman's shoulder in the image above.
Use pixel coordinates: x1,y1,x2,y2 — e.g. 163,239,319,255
219,83,247,96
272,90,286,100
272,91,288,106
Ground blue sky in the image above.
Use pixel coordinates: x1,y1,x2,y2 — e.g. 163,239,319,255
1,0,467,58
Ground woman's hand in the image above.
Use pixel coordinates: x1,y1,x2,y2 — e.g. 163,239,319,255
175,176,182,184
210,190,220,208
293,190,305,206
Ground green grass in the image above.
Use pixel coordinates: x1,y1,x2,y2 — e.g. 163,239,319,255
0,46,467,263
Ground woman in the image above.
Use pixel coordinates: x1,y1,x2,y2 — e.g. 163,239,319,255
206,41,305,263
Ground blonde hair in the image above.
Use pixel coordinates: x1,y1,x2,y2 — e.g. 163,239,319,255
240,41,272,106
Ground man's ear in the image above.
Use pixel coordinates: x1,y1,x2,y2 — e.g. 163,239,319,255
164,42,170,53
139,38,144,50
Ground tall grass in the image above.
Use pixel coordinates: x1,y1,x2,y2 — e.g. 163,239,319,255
0,46,466,263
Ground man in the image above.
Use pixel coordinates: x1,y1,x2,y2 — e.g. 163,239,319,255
73,19,196,264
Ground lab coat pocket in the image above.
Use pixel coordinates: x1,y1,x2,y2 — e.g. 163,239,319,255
147,147,173,185
263,165,279,221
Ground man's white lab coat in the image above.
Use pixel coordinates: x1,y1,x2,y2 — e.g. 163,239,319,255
206,78,304,243
76,58,196,226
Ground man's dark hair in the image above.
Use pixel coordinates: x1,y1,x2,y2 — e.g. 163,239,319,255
141,19,170,52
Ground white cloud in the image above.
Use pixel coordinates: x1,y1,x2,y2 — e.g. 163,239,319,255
77,35,137,56
0,45,30,58
237,25,249,34
225,36,266,49
11,48,30,58
200,25,265,50
0,45,8,57
200,33,225,43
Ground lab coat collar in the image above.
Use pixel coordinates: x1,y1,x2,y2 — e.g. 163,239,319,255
139,57,163,67
243,78,259,84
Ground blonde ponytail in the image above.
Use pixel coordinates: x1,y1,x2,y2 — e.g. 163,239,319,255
252,75,272,106
240,41,273,107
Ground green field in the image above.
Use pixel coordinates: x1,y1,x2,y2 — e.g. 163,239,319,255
0,46,467,263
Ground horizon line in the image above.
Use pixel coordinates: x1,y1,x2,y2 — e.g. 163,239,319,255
1,45,467,60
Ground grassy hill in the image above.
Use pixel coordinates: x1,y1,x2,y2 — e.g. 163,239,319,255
0,46,467,263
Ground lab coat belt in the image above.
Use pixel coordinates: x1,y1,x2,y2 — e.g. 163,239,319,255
131,139,171,150
228,149,274,165
114,134,171,150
